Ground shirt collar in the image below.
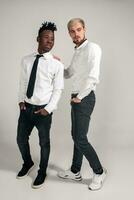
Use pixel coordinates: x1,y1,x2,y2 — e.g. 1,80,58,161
34,51,53,60
75,39,88,50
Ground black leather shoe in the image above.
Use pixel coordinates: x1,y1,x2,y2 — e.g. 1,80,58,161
32,171,46,189
17,162,34,179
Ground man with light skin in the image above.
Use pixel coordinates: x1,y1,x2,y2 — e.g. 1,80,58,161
58,18,107,190
16,21,64,189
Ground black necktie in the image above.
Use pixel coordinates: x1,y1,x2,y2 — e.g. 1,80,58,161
26,54,43,98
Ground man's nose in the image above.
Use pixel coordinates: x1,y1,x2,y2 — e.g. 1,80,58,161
47,40,53,44
46,41,52,46
74,32,79,37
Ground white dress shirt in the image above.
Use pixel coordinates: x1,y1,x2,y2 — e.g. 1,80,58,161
18,52,64,113
64,40,102,100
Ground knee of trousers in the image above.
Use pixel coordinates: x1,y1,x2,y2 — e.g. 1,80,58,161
39,140,50,147
17,139,29,146
73,135,89,149
16,135,29,145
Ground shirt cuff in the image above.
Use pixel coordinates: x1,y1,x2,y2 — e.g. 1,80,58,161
77,88,92,100
44,104,56,114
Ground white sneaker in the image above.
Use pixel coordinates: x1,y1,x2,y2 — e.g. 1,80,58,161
57,169,82,181
88,168,107,191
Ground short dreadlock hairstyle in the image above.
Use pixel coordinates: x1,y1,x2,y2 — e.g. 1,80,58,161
38,21,57,37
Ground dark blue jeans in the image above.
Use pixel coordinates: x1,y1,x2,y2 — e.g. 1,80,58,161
71,91,103,174
17,102,52,176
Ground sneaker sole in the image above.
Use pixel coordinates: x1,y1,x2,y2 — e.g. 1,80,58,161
88,169,107,191
16,165,34,179
57,174,82,181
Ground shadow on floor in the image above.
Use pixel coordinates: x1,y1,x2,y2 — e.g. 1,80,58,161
0,138,92,187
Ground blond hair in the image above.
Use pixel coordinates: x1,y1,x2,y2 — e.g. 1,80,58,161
67,18,85,30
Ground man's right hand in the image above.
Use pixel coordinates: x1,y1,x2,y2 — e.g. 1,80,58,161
19,102,26,110
53,55,61,61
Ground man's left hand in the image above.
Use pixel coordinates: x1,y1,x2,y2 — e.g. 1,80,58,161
34,108,49,116
71,97,81,103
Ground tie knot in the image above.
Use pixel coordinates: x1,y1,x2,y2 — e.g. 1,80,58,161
36,54,43,59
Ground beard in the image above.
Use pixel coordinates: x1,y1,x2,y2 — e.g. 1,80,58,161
73,37,86,46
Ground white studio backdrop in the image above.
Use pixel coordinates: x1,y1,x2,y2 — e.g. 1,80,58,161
0,0,134,163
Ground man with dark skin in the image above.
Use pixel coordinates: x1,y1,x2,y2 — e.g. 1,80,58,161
17,21,64,189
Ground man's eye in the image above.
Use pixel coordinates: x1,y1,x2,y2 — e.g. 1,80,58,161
70,31,74,34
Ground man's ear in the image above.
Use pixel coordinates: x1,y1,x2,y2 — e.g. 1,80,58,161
37,36,40,42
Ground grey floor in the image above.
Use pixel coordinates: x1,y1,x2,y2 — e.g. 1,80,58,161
0,140,134,200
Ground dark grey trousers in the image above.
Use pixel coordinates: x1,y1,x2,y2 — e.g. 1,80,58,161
17,102,52,176
71,91,103,174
